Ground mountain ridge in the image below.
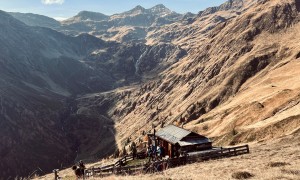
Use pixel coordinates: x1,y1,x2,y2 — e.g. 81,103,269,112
72,0,300,155
9,4,183,42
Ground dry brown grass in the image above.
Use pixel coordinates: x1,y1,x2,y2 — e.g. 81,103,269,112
231,171,254,179
268,162,290,167
37,133,300,180
35,1,300,179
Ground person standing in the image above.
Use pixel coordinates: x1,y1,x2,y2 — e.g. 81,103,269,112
79,160,85,179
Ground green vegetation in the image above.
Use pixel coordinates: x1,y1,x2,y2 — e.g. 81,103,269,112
126,158,149,166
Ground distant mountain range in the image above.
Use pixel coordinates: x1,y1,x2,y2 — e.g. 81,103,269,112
10,4,194,43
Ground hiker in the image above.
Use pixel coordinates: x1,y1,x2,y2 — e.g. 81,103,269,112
159,146,165,159
79,160,85,178
147,145,154,161
157,145,161,157
72,165,84,179
131,142,137,159
147,145,152,157
157,145,165,159
175,147,180,158
152,144,157,158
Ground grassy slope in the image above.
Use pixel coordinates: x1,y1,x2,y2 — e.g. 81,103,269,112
111,0,300,150
37,131,299,180
35,0,300,179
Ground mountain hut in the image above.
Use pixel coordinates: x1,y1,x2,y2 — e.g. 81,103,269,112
148,125,212,158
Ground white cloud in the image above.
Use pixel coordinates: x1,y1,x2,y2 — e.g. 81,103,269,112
41,0,65,5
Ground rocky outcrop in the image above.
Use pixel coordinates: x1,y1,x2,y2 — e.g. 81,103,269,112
145,0,248,48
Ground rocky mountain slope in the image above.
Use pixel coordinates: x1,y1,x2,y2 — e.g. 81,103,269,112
60,4,182,39
0,10,114,178
0,9,186,178
146,0,257,48
39,131,300,179
1,0,300,178
73,0,300,152
9,12,61,29
11,5,184,43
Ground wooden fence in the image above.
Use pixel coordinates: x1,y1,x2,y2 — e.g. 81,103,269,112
85,152,146,177
56,145,249,178
187,145,250,163
115,152,146,167
86,163,145,177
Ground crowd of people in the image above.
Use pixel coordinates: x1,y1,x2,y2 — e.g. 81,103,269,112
147,144,166,161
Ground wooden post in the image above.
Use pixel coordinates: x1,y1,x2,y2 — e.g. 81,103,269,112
246,144,250,153
53,169,59,180
92,167,95,177
220,147,223,157
154,128,157,159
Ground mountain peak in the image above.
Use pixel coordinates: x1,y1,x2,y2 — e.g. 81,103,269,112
132,5,146,11
124,5,146,15
197,0,246,17
68,11,108,21
152,4,167,9
149,4,172,15
219,0,245,11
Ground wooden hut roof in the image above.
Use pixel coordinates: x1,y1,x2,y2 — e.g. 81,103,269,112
178,138,211,146
156,125,211,145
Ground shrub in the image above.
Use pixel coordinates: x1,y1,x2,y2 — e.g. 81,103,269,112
122,146,127,156
232,171,254,179
202,124,209,131
114,149,120,158
232,128,238,136
268,162,290,167
281,169,300,175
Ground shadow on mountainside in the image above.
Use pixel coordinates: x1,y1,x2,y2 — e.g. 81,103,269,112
62,97,118,165
0,93,118,179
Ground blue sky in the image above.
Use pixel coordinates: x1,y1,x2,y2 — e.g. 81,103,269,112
0,0,227,20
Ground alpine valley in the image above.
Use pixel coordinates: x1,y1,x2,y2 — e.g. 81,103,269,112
1,0,300,178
